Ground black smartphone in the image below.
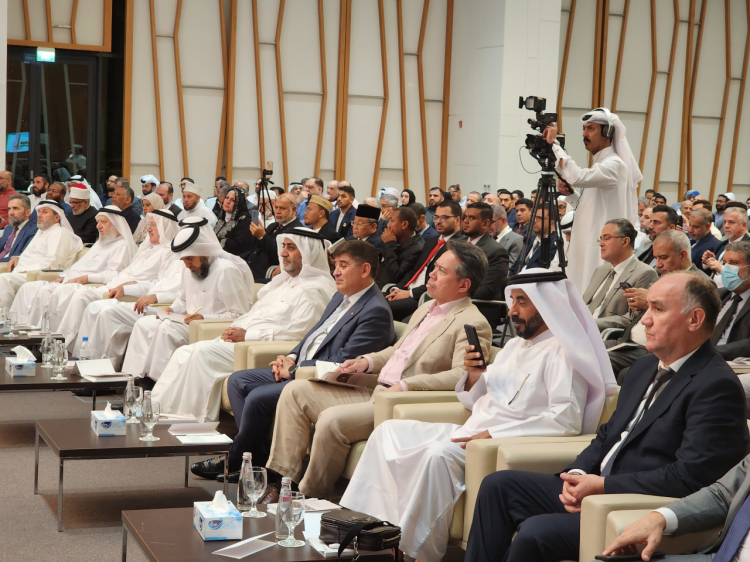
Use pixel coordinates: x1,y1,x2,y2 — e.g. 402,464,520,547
595,552,665,561
41,269,64,273
619,281,633,290
464,324,486,368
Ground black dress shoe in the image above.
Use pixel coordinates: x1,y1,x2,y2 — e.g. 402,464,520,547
190,457,225,480
216,471,240,484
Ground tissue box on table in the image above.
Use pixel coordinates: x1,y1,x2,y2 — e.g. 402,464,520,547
5,345,36,377
193,491,243,541
90,402,126,436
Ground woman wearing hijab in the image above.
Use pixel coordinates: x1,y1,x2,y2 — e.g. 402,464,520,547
214,187,259,263
133,193,164,244
401,189,416,206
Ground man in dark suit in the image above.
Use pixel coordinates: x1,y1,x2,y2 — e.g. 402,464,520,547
248,193,302,280
510,206,561,275
351,204,383,250
466,272,749,562
329,185,356,239
689,207,723,265
385,199,464,321
376,206,424,288
513,197,533,236
713,241,750,360
0,194,37,262
304,194,341,244
462,202,509,300
409,202,438,240
191,241,395,482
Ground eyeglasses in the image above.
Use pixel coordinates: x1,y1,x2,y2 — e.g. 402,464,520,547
434,215,457,222
597,235,626,243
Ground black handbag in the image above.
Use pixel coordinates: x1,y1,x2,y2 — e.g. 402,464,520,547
319,509,401,559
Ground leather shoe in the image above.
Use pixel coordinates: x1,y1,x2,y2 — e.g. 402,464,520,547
190,457,225,480
260,485,279,505
216,471,240,484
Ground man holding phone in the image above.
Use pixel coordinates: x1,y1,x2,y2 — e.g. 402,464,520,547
339,269,618,562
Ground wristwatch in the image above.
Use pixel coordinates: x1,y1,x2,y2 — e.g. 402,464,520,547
288,365,299,377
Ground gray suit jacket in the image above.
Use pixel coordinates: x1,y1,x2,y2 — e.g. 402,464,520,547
497,230,524,266
587,257,659,331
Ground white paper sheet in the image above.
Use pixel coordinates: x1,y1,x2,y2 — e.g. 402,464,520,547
144,306,186,323
77,359,117,376
176,434,233,445
213,532,275,559
168,422,219,435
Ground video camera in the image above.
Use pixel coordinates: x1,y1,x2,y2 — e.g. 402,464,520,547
519,96,565,163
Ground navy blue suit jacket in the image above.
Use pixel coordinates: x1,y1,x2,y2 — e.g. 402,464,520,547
507,208,518,231
420,224,438,240
0,219,38,262
362,233,384,251
509,232,559,275
329,206,356,239
691,234,722,265
290,283,396,367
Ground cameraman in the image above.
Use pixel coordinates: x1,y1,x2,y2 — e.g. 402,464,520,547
543,108,641,292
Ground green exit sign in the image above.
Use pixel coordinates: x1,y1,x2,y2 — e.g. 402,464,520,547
36,47,55,62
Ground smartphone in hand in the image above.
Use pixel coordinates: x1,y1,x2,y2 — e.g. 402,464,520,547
464,324,486,368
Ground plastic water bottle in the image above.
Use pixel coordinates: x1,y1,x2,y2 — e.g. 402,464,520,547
79,337,91,361
237,452,253,512
41,305,50,334
275,477,292,539
140,390,152,437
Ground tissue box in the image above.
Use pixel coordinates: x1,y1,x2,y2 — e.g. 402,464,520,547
5,357,35,377
90,409,126,436
193,501,243,541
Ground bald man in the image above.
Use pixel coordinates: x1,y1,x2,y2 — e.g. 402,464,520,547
0,171,19,229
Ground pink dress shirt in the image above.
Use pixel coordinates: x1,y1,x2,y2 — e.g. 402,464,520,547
369,297,467,389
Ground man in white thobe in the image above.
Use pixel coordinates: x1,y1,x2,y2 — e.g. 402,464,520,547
545,108,642,291
0,200,82,310
61,209,180,351
10,205,136,329
121,217,254,380
340,269,618,562
152,228,336,422
177,182,217,228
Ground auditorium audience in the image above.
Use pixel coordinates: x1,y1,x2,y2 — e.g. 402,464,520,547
304,194,341,243
513,197,532,235
703,206,750,284
461,202,509,301
510,207,559,275
132,193,164,245
425,187,444,225
410,202,438,240
688,207,722,264
377,192,399,235
376,206,424,288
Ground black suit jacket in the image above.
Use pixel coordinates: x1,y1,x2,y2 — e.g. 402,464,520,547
567,340,749,498
398,233,466,301
362,233,383,251
509,232,559,276
248,218,302,280
317,222,343,244
329,206,356,239
376,233,425,288
691,234,722,265
715,288,750,360
473,232,510,300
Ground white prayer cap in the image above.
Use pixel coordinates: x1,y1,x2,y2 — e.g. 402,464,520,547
146,209,180,247
141,174,159,186
182,182,202,196
69,185,90,200
724,192,736,201
504,269,618,434
97,205,138,263
557,195,567,202
378,187,400,200
582,107,642,224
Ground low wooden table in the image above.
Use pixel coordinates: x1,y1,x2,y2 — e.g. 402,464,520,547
0,356,128,410
121,506,393,562
34,418,231,532
0,331,41,348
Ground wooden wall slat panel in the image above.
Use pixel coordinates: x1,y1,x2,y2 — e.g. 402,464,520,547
397,0,409,190
678,0,696,196
557,0,576,134
149,0,165,180
315,0,327,177
687,0,707,193
275,0,289,189
610,0,629,112
439,0,453,191
710,0,732,202
371,0,389,196
216,0,228,178
174,0,188,178
71,0,78,44
252,0,266,171
417,0,431,197
122,0,135,180
726,0,750,193
225,0,238,184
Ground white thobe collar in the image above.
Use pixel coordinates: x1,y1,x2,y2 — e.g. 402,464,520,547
519,328,554,348
593,145,615,165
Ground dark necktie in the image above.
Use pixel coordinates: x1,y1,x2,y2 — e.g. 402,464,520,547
712,294,744,345
713,493,750,562
0,227,18,259
600,367,674,477
589,268,616,315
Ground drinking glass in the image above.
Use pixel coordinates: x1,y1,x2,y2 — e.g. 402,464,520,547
41,336,54,368
50,340,68,380
278,491,305,547
5,310,17,338
139,401,161,441
242,467,268,518
125,385,142,424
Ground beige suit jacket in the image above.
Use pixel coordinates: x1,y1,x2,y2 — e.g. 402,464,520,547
368,298,492,391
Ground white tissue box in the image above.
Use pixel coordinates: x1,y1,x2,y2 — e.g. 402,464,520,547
193,501,243,541
90,409,126,436
0,321,10,334
5,357,35,377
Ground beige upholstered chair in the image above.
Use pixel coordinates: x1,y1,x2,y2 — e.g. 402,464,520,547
24,247,91,282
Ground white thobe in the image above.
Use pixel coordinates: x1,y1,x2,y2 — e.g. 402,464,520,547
73,258,184,365
0,225,79,309
151,276,328,422
340,330,587,562
552,144,635,292
121,257,251,379
11,236,130,327
56,245,176,351
177,202,217,228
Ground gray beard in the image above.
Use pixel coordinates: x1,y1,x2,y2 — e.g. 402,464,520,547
98,230,117,244
8,216,23,228
72,206,88,216
191,261,211,280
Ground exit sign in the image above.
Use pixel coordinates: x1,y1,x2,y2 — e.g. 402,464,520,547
36,47,55,62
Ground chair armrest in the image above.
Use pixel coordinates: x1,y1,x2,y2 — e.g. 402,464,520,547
296,366,317,380
234,341,301,372
392,402,471,426
381,283,397,294
605,509,721,558
266,266,277,278
25,270,46,282
188,319,233,344
579,494,680,562
373,391,460,427
0,262,7,273
495,438,592,473
601,328,625,341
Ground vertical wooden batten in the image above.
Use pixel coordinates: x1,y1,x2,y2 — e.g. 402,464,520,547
122,0,135,180
225,0,238,184
726,0,750,193
610,0,629,112
45,0,53,42
216,0,229,179
314,0,327,177
557,0,576,134
275,0,289,189
23,0,31,41
149,0,165,180
439,0,454,192
687,0,707,194
397,0,409,190
710,0,732,203
678,0,696,197
71,0,79,44
251,0,266,171
340,0,352,179
333,0,348,178
637,0,657,192
371,0,389,197
173,0,188,178
417,0,431,194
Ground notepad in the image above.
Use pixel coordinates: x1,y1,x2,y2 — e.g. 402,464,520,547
168,422,219,435
213,532,275,558
176,434,233,445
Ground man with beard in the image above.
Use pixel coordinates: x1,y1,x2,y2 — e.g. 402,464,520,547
342,270,618,562
177,182,218,228
715,193,729,232
65,185,99,244
156,181,182,217
112,181,142,233
121,217,253,381
140,174,159,197
426,187,445,226
28,174,50,209
248,193,302,280
0,195,37,263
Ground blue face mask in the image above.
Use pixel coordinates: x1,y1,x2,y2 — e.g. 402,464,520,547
721,264,750,291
